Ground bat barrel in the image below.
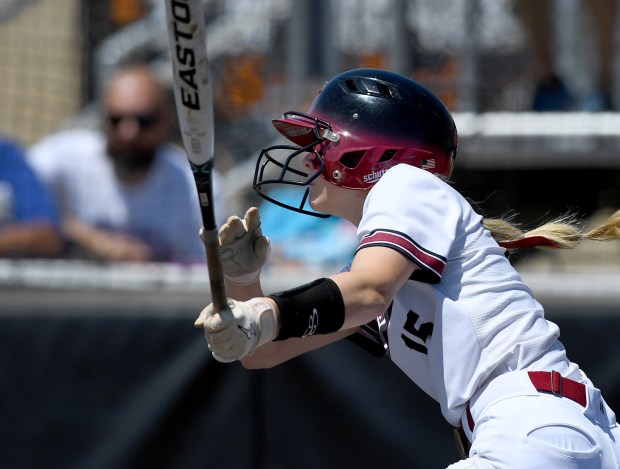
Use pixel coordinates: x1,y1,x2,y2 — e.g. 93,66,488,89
166,0,228,312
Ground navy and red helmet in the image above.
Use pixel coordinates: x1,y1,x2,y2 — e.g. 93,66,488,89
253,68,458,216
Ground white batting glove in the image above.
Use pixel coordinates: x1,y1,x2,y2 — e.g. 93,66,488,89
201,207,270,285
194,298,278,363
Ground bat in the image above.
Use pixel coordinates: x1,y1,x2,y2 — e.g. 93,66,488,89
165,0,227,311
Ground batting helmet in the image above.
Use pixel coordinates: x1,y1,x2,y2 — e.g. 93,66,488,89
253,68,458,216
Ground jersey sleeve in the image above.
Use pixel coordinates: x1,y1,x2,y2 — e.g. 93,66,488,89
356,165,461,283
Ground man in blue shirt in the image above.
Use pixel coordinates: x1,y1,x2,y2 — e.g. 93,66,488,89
0,138,63,257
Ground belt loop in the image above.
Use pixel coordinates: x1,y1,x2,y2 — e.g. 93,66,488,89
551,370,563,395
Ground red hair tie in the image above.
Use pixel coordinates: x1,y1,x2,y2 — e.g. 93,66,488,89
499,236,559,250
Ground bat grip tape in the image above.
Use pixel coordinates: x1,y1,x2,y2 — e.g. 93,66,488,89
268,278,345,340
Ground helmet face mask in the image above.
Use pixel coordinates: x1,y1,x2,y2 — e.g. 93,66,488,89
253,69,458,218
253,113,331,217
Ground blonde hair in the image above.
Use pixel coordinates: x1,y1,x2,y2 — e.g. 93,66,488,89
482,210,620,250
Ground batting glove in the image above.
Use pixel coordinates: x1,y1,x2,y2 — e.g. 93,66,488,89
202,207,270,285
194,298,278,363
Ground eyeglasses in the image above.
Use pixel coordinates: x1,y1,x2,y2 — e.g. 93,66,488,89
106,112,160,130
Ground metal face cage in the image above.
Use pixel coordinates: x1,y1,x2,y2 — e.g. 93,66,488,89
253,112,337,217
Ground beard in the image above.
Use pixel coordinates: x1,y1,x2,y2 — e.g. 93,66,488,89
107,141,158,179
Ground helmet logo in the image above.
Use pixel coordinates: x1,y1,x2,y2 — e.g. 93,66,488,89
362,168,388,184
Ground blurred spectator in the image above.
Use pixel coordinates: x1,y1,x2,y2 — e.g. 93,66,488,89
258,187,358,268
0,138,63,258
28,64,225,263
515,0,616,111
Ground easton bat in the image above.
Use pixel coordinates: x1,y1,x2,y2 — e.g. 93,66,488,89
165,0,227,311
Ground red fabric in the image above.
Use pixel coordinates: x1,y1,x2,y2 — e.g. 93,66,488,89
465,371,587,432
528,371,587,407
499,236,559,249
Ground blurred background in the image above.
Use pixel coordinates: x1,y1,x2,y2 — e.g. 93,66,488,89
1,1,620,468
3,0,620,227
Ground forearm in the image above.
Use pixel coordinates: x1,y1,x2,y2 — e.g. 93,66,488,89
62,216,103,254
331,247,418,330
241,327,359,369
0,223,63,257
329,271,394,330
62,216,151,261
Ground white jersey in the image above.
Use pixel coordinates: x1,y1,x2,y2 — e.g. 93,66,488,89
354,164,580,426
28,129,225,263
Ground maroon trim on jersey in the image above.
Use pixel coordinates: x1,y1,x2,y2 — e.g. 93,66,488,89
357,229,446,281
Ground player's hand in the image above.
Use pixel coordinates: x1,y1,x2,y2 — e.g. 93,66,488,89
194,298,278,362
202,207,270,285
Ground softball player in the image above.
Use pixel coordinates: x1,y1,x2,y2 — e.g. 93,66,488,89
196,69,620,468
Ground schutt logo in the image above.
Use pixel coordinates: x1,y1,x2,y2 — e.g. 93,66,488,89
363,168,388,184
